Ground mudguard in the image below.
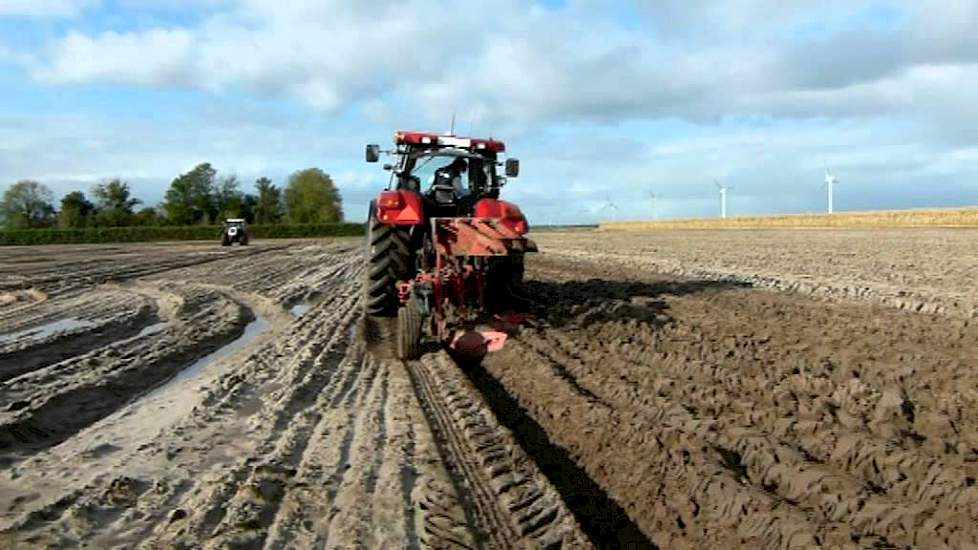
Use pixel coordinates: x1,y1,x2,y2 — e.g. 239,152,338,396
473,198,529,234
375,190,424,225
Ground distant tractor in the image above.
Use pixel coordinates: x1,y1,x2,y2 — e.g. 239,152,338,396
364,130,535,360
221,218,249,246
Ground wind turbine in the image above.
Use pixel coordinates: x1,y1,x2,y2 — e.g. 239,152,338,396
647,189,658,220
714,179,732,219
823,165,839,214
601,194,619,222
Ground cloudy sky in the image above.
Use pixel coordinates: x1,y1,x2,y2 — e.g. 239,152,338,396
1,0,976,223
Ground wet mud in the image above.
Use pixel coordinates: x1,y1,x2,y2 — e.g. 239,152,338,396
480,251,978,548
1,232,976,548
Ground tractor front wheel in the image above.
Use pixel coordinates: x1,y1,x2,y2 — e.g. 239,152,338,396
397,304,422,360
364,201,412,317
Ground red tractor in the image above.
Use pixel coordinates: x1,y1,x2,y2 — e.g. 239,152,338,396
364,131,536,360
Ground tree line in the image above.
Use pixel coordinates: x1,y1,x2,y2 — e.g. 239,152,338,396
0,163,344,230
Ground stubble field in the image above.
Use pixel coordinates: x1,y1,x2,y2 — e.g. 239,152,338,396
1,229,976,549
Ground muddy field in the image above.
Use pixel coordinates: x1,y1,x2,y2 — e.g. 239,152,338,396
1,230,977,549
538,228,978,319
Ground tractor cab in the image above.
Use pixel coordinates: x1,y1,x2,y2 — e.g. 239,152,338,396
366,131,520,216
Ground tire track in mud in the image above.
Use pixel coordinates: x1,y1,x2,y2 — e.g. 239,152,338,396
458,357,655,549
0,248,338,465
199,344,369,548
406,350,592,549
147,277,365,548
0,244,347,387
150,263,480,550
320,356,389,547
0,253,369,547
0,286,255,463
0,287,170,382
410,354,513,547
0,243,290,296
0,248,486,550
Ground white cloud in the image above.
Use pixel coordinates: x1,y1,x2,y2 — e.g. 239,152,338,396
4,0,978,223
0,0,98,18
115,0,230,9
32,29,196,85
34,29,194,85
18,0,977,136
1,104,975,224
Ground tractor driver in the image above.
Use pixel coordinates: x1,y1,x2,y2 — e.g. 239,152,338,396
428,157,468,204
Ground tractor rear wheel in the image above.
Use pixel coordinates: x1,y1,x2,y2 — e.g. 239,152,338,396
397,303,422,360
364,201,412,317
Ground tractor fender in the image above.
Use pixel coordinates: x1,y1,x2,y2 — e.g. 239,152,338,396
375,190,424,225
473,198,528,234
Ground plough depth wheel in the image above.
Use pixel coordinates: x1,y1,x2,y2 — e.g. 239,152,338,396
397,303,423,360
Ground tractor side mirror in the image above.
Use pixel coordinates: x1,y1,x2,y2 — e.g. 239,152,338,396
366,144,380,163
505,158,520,178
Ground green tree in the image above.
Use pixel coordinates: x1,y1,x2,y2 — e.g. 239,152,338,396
254,177,283,225
241,194,258,224
92,179,141,226
134,206,164,226
163,163,218,225
214,175,244,220
1,180,55,229
58,191,95,229
284,168,343,224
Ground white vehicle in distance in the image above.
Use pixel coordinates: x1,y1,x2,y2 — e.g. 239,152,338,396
221,218,249,246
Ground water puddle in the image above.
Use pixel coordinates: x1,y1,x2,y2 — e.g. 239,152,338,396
14,315,275,495
290,303,312,317
0,318,100,344
133,321,170,339
150,316,270,395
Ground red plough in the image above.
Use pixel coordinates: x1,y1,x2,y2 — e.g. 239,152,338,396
396,218,536,361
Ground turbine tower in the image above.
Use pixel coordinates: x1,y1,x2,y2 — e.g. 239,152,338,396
602,194,619,222
647,189,657,220
714,179,732,219
823,165,839,214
